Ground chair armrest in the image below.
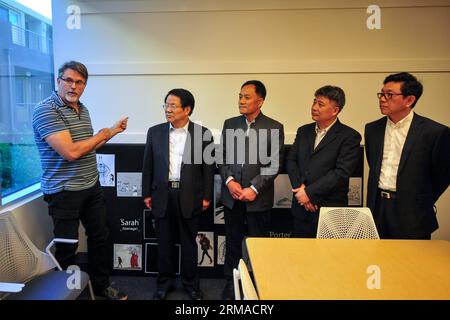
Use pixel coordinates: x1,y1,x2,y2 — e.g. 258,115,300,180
45,238,78,271
233,268,241,300
0,282,25,293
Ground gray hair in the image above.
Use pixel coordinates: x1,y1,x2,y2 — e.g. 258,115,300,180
58,61,88,82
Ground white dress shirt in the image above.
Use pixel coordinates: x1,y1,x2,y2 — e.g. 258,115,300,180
168,121,189,181
314,118,338,149
378,111,414,191
245,118,255,136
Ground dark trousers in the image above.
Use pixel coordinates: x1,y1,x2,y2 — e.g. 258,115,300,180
43,181,110,293
374,193,431,240
292,210,319,238
224,200,270,279
154,188,200,291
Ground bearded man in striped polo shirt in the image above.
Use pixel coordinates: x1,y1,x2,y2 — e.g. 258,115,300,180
32,61,128,300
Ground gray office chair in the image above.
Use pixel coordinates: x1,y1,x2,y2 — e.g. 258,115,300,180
0,211,94,300
316,207,380,239
233,259,259,300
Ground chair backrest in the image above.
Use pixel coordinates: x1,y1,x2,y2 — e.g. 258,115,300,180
233,259,259,300
0,211,56,284
317,207,380,239
0,211,94,300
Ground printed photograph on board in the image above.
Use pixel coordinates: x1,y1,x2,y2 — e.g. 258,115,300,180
348,177,362,206
113,244,142,271
273,174,293,208
197,231,214,267
96,154,115,187
117,172,142,197
217,235,226,265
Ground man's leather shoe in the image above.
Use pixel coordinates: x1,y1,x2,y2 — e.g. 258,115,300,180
221,281,234,300
190,290,203,300
153,289,168,300
188,289,203,300
96,285,128,300
153,285,174,300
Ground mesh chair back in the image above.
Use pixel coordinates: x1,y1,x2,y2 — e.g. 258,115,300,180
0,212,56,283
317,207,379,239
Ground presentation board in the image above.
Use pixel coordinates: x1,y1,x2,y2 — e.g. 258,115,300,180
98,143,364,278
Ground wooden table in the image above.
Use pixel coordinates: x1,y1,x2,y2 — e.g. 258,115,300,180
245,238,450,300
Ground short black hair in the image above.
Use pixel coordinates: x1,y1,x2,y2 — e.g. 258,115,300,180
165,88,195,115
58,61,88,82
315,85,346,111
383,72,423,108
241,80,267,99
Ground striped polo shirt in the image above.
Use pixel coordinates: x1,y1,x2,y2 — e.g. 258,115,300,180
32,91,99,194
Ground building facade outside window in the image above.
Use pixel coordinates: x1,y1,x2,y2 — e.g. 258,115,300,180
0,0,53,205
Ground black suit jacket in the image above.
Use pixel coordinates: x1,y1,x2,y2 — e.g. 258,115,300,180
286,119,362,218
218,112,285,212
142,121,214,219
365,113,450,238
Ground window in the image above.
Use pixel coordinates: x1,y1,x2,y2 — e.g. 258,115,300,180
25,14,50,53
9,9,25,46
0,0,53,205
0,6,8,21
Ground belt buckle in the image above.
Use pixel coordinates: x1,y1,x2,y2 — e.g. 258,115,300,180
171,181,180,189
381,191,390,199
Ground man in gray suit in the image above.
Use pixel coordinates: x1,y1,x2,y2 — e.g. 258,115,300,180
218,80,284,299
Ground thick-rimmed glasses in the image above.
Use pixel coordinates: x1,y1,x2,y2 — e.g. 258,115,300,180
162,103,181,110
377,92,403,100
59,77,86,87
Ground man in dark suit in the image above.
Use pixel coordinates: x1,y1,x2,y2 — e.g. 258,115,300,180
365,72,450,239
286,85,361,238
218,80,284,299
142,88,214,300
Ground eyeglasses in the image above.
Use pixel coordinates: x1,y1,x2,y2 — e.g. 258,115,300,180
59,77,86,87
162,103,181,110
377,92,403,100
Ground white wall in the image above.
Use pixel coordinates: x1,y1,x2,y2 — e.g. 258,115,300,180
52,0,450,142
48,0,450,241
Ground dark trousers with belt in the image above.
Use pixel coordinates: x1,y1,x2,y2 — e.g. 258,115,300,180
154,187,200,292
224,200,270,280
292,210,319,238
43,181,110,293
375,189,431,240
